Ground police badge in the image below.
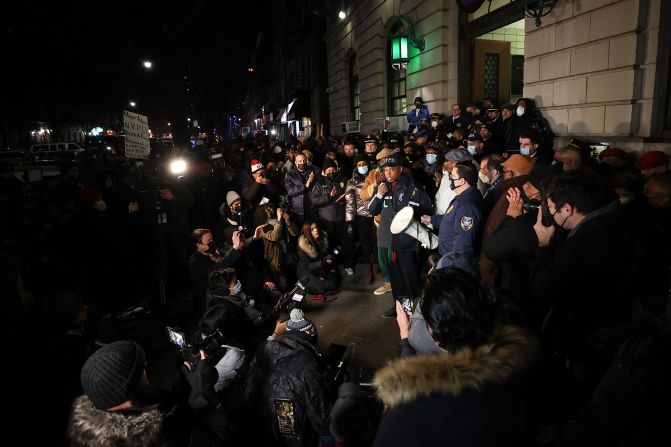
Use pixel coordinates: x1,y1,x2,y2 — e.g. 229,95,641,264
460,216,474,231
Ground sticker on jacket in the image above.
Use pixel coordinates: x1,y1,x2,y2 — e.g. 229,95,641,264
275,398,298,436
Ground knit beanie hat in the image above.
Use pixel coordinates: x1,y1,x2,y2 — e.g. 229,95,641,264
226,190,241,206
322,158,338,171
80,340,147,410
250,159,264,174
287,308,317,338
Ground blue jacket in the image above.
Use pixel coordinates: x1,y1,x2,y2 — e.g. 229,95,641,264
406,105,430,128
434,187,484,263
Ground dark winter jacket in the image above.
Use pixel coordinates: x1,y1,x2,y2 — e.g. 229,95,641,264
367,173,433,251
245,331,330,447
241,172,282,207
310,174,347,222
297,232,330,279
285,166,320,216
68,395,222,446
373,326,540,447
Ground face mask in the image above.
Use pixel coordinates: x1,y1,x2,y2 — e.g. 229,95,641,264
516,106,525,117
357,166,369,175
449,177,460,190
233,280,242,295
306,160,312,166
274,146,283,154
327,172,336,180
94,200,107,212
446,133,453,139
426,154,438,165
225,176,234,182
619,196,633,205
431,121,438,128
207,241,217,254
296,163,306,172
478,171,490,184
467,145,477,155
231,205,241,214
520,147,530,156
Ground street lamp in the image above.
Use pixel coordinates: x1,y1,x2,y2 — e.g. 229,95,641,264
129,101,136,107
390,36,408,70
338,10,346,20
143,60,153,69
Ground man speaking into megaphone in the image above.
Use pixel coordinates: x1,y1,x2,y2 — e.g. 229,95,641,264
368,154,433,319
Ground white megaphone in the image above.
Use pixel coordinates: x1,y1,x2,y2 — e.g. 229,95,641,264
390,206,438,249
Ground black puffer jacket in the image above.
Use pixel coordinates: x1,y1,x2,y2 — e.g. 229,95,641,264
245,331,330,447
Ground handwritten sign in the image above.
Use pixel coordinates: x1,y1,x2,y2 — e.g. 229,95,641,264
123,110,150,159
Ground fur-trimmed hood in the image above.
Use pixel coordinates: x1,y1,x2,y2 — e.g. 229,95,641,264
68,395,162,447
374,325,539,408
298,232,329,258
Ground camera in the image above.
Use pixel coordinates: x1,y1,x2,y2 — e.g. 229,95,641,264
522,199,553,227
278,195,292,213
274,280,307,312
166,326,225,368
522,199,542,213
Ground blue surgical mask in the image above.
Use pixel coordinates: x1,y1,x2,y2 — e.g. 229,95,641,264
233,280,242,295
357,166,369,175
520,148,530,156
426,154,438,165
467,145,477,155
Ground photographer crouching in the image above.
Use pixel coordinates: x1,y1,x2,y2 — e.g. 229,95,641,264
297,221,342,302
68,340,230,446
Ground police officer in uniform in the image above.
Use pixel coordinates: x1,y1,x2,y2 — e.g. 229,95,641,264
423,161,484,274
368,154,433,318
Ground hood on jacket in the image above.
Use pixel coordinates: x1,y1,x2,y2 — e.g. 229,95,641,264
257,331,319,371
68,395,162,447
298,232,329,258
374,325,539,408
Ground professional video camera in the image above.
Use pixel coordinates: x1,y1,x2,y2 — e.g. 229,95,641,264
166,326,225,369
274,280,308,312
320,343,356,388
97,302,151,343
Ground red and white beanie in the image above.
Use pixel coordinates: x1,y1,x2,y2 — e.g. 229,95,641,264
250,159,264,174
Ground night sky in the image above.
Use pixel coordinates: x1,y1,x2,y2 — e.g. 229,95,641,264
2,0,270,135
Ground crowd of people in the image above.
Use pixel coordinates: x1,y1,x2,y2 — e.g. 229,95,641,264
3,95,671,446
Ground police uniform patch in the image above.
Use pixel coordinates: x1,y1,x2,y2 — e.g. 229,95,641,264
460,216,474,231
446,204,455,214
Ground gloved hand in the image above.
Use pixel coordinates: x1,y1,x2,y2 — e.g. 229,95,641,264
183,351,220,411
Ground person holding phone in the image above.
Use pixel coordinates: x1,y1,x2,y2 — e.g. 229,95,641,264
482,164,554,323
254,204,301,290
297,221,341,301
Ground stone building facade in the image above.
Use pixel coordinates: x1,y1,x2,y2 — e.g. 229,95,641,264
325,0,670,153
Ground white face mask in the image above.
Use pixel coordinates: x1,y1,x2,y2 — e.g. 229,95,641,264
467,145,477,155
431,120,438,128
619,196,634,205
516,106,525,117
478,171,490,184
273,146,283,154
520,147,530,156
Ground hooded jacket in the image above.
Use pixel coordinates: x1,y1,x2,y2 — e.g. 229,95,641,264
68,395,222,446
244,331,329,447
373,326,540,447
